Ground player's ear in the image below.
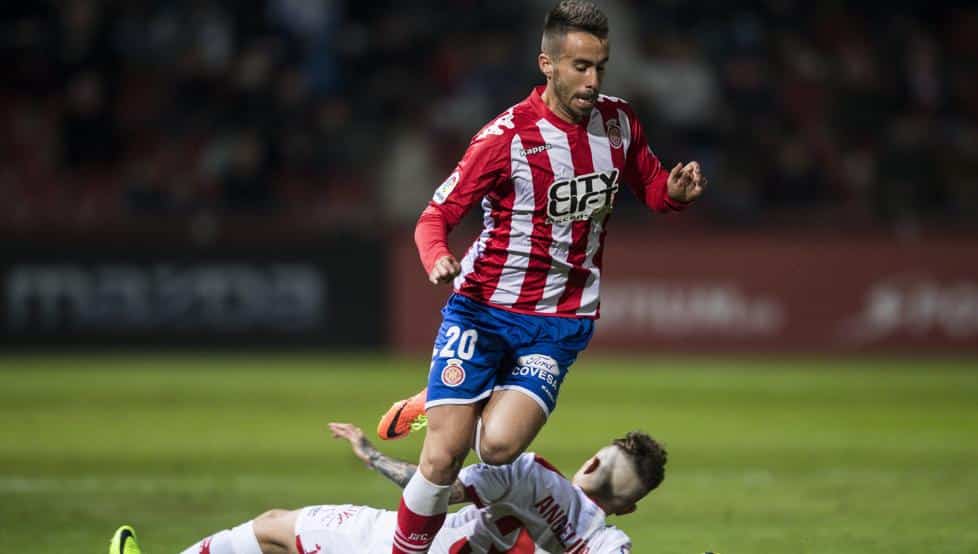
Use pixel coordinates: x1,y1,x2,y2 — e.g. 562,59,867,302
583,456,600,475
538,52,553,80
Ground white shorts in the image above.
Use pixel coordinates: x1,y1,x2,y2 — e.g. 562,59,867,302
294,504,494,554
294,504,397,554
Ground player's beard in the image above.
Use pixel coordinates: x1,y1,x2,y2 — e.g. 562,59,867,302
553,73,597,122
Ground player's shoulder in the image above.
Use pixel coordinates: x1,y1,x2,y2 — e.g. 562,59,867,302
471,102,524,146
596,93,631,106
596,93,638,118
527,453,565,477
588,525,632,553
471,92,546,141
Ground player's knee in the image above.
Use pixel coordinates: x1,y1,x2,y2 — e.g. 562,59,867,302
255,509,290,522
421,445,468,482
478,436,522,466
252,509,295,553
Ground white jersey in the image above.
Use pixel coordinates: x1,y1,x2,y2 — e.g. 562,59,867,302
439,453,632,553
294,454,632,554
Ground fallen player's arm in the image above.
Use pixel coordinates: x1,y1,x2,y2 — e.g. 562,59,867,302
328,422,472,504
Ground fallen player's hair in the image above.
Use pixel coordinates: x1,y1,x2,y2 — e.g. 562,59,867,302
614,431,667,494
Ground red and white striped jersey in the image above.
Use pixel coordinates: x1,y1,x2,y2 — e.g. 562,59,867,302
418,85,685,319
429,452,632,553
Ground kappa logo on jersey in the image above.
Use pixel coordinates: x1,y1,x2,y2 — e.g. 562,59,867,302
521,143,552,157
606,119,623,149
433,171,460,204
441,358,466,387
547,169,620,224
513,354,560,387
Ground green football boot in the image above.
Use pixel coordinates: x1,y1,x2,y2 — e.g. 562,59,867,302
109,525,141,554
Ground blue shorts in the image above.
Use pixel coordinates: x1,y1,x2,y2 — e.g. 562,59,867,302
425,293,594,417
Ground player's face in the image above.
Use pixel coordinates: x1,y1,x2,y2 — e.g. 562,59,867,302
545,31,609,122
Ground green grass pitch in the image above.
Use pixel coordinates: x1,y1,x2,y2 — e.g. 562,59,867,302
1,354,977,553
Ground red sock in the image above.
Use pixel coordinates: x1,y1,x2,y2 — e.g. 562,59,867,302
392,472,450,553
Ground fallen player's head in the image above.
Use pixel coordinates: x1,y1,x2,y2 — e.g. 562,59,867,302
572,431,667,515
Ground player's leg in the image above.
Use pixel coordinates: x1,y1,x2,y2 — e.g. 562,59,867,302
392,294,507,554
476,389,548,465
393,403,479,554
418,403,481,483
478,317,595,465
177,513,268,554
251,509,298,553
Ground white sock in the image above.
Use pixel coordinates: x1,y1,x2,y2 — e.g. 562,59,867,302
403,471,451,516
393,472,451,553
474,417,485,463
179,521,261,554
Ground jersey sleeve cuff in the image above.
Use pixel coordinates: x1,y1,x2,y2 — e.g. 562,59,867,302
664,195,693,211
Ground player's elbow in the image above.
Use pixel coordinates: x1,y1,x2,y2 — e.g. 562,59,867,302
477,437,522,466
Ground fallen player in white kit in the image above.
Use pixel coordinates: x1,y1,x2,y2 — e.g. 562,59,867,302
109,422,666,554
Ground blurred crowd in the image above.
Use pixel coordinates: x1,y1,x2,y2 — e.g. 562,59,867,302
1,0,976,239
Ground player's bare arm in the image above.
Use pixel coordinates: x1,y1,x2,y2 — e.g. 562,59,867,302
428,254,461,285
328,422,470,503
667,161,707,203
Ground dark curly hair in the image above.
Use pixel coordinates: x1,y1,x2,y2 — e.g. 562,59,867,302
614,431,668,495
542,1,609,55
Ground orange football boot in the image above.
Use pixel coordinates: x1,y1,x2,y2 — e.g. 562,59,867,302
377,387,428,440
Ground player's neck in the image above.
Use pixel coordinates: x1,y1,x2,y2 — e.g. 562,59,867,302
541,84,584,125
578,483,616,515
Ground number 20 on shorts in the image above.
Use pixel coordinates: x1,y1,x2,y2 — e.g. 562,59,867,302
439,326,478,360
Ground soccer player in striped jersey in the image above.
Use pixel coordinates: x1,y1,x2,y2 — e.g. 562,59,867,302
112,422,665,553
378,2,706,552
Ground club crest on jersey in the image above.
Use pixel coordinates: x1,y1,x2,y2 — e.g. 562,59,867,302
441,358,466,387
433,171,460,204
547,169,619,224
606,119,623,149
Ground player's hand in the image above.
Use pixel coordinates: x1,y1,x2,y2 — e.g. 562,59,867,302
666,161,707,203
328,422,374,466
429,254,462,285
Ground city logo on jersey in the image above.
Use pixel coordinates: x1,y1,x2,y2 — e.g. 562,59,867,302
547,169,620,224
433,171,460,204
606,118,623,149
441,358,466,387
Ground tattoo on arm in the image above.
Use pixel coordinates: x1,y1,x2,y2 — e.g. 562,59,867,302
359,437,471,504
362,440,417,489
